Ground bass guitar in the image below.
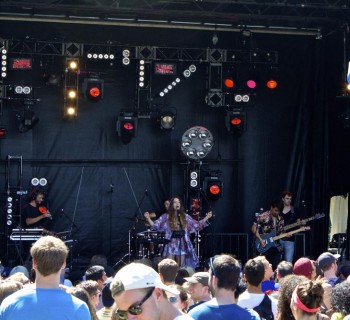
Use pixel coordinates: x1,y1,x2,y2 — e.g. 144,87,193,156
256,226,310,254
282,213,324,232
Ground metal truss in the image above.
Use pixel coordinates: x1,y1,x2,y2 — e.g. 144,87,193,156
0,0,349,31
6,39,278,65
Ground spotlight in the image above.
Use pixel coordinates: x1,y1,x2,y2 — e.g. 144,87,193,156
181,126,214,160
82,78,104,102
31,177,40,186
267,79,278,89
68,90,77,99
183,69,191,78
224,78,235,89
122,57,130,65
39,178,47,186
65,106,77,116
18,108,39,133
226,111,246,136
189,65,196,73
123,49,130,57
189,169,199,189
234,94,243,102
67,59,78,70
242,95,250,102
159,110,176,130
87,53,92,59
0,127,6,138
116,112,138,144
203,176,223,200
247,80,256,89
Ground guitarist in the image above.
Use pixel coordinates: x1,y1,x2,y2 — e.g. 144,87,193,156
251,201,284,270
279,191,302,263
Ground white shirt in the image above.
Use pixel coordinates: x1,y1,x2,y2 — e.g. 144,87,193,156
237,291,278,319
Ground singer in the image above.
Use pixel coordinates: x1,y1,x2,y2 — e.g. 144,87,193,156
144,197,212,268
22,189,52,228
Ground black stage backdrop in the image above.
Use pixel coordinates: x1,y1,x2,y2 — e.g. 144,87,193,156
0,21,348,274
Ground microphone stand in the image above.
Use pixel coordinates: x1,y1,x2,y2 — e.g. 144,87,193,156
60,209,81,233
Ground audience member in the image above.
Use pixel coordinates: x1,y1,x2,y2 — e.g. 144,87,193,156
0,281,21,304
277,274,308,320
330,281,350,320
290,279,328,320
238,258,277,319
276,261,294,282
77,280,100,310
294,257,332,311
184,272,211,312
167,284,190,314
175,268,190,286
89,255,114,277
158,258,179,285
96,278,115,320
188,254,259,320
68,287,99,320
317,252,340,286
110,262,192,320
85,265,107,310
0,236,90,320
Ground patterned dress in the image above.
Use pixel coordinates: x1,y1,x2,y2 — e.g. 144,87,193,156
151,213,208,268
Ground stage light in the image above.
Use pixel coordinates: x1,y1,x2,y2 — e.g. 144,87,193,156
189,65,196,73
39,178,47,186
0,128,6,138
93,54,98,59
234,94,242,102
67,60,78,70
242,95,250,102
267,79,278,89
18,108,39,133
68,90,77,99
189,169,199,189
176,78,181,83
109,54,114,59
247,80,256,89
226,111,246,136
66,106,76,116
224,78,235,89
159,110,176,130
122,57,130,65
31,177,40,186
203,176,223,200
181,126,214,160
104,54,109,59
123,49,130,57
98,54,103,59
159,92,165,97
82,78,104,102
87,53,92,59
116,112,138,144
183,69,191,77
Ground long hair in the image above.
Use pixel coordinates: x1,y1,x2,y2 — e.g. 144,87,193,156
167,197,187,230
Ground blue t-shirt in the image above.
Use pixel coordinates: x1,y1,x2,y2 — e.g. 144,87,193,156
0,287,90,320
188,300,260,320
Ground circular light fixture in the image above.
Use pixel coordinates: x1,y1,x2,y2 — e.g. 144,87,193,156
175,78,181,83
7,208,12,214
183,69,191,78
160,111,176,130
92,54,98,59
242,95,250,102
69,61,78,69
234,94,243,102
267,79,278,89
140,60,145,65
189,65,196,73
68,90,77,98
122,49,130,57
67,107,76,116
39,178,48,186
87,53,92,58
7,197,12,202
104,54,109,59
181,126,214,160
122,57,130,65
1,49,7,54
159,92,165,97
139,82,144,87
31,177,40,186
7,220,12,226
190,180,198,187
190,171,198,179
15,86,23,94
109,54,115,59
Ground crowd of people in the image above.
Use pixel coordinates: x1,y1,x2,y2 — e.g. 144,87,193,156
1,234,350,319
1,193,349,319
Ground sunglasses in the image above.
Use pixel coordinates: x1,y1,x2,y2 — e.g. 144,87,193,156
116,287,154,320
209,257,216,277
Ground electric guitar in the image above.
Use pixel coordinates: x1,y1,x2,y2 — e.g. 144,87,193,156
256,226,310,253
282,213,325,232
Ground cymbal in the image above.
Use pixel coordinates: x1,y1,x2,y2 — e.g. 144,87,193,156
125,217,147,223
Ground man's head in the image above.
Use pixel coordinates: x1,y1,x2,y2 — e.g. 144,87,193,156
293,258,316,280
85,265,107,289
77,280,100,308
255,256,274,280
277,261,294,280
244,258,265,287
158,258,179,284
111,263,179,320
317,252,338,273
282,191,293,206
270,201,280,217
208,254,241,293
30,235,68,277
184,272,210,302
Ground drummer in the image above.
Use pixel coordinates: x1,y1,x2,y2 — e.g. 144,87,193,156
144,198,171,224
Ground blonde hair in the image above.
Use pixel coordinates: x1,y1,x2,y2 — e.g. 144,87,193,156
30,236,68,277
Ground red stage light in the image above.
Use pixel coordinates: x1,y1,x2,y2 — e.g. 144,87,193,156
209,184,221,195
267,79,278,89
224,78,235,88
247,80,256,89
123,122,134,131
231,118,242,125
89,87,101,98
0,128,6,138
